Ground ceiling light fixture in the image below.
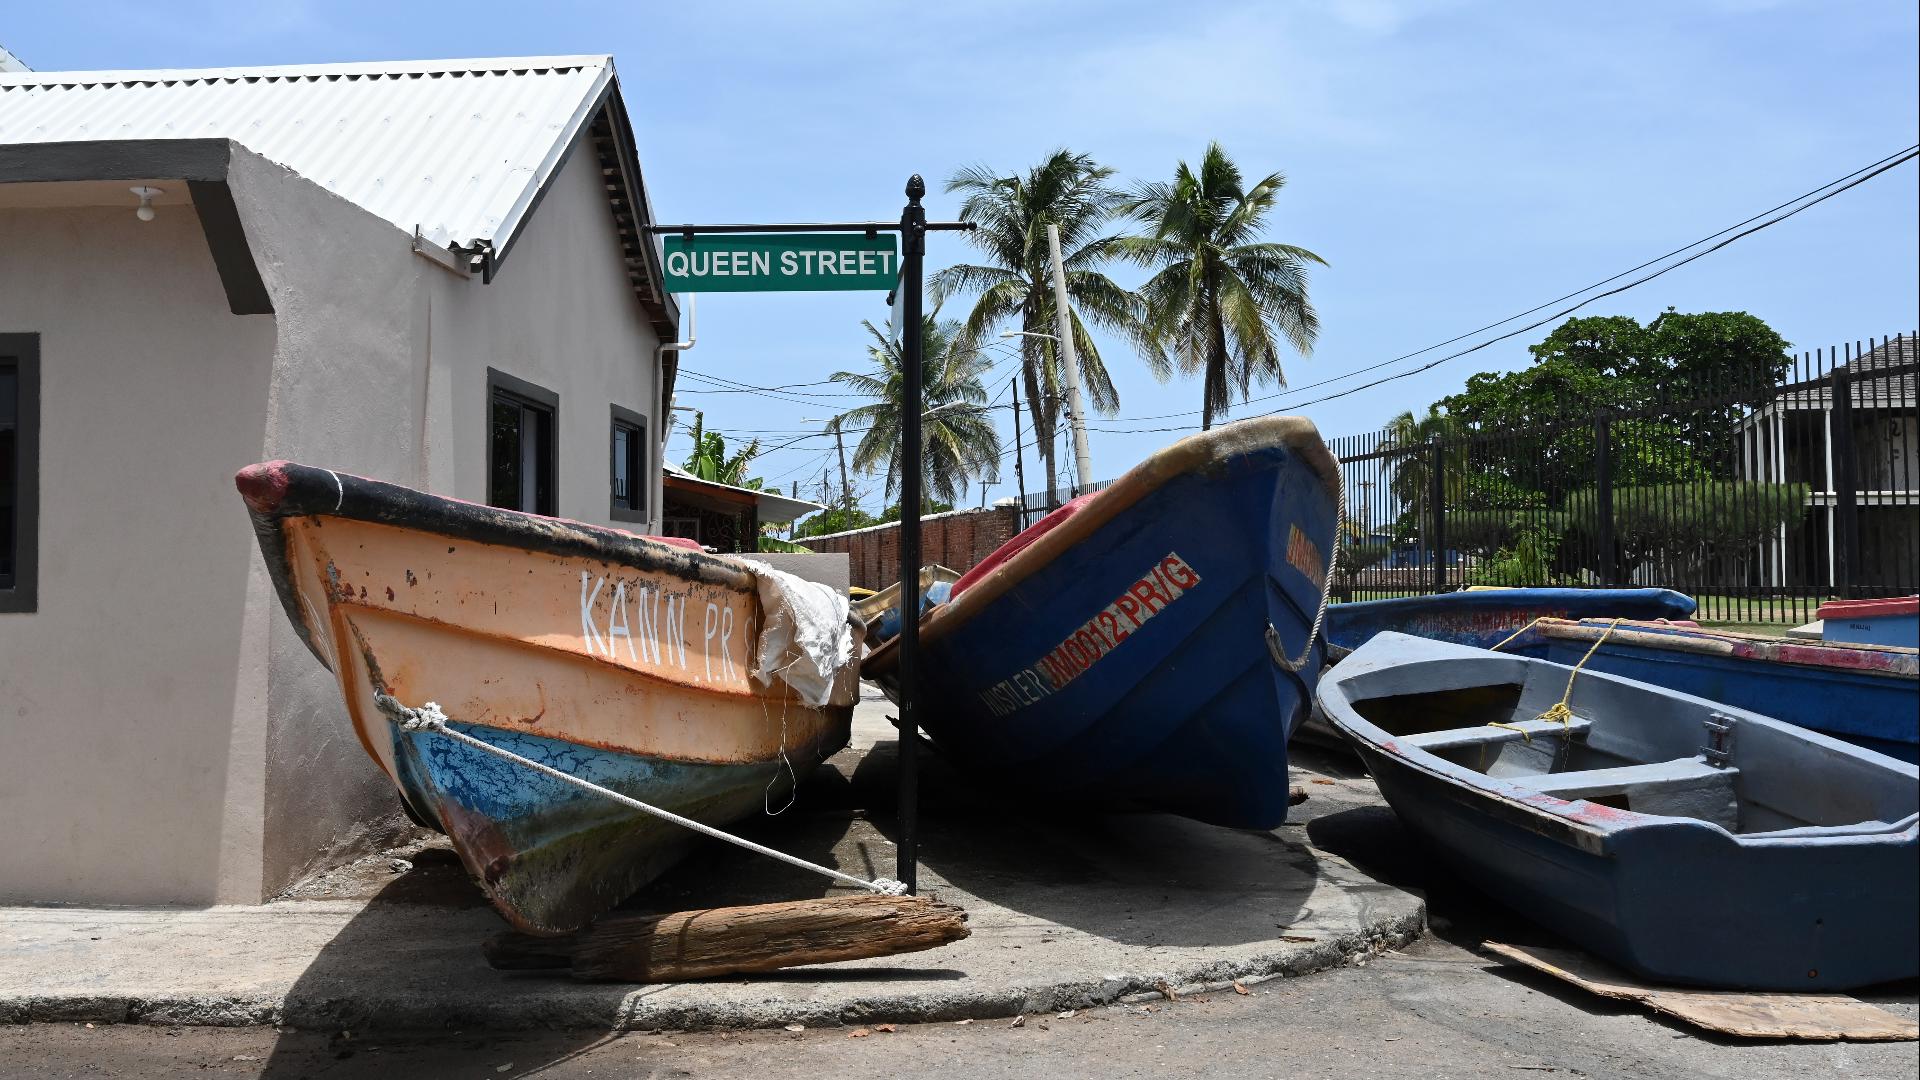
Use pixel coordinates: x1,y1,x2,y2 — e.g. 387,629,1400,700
130,185,163,222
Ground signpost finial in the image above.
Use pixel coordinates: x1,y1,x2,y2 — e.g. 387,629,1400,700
906,174,926,202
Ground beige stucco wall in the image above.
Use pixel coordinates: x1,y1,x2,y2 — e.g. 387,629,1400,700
0,139,668,906
0,196,279,905
425,143,666,525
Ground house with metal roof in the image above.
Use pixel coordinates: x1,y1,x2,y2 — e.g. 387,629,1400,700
0,56,688,907
1738,334,1918,593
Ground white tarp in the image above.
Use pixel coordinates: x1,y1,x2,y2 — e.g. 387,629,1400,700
748,565,861,707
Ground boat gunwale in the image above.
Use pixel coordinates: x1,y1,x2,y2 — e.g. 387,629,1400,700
865,415,1341,673
238,460,760,665
1327,587,1699,620
1316,635,1920,850
1535,618,1920,677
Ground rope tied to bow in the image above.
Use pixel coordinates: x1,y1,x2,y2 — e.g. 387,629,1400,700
373,693,908,897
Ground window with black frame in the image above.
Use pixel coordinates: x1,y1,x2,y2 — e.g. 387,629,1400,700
487,370,557,516
609,405,648,523
0,333,39,612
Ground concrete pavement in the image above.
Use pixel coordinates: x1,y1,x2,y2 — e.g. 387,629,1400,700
0,687,1424,1032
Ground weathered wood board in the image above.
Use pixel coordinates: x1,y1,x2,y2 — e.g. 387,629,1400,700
486,894,970,983
1484,941,1918,1041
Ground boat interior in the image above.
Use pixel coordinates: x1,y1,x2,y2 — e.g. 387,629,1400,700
1344,657,1919,837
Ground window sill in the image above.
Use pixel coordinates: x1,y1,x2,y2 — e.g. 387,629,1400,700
609,508,650,526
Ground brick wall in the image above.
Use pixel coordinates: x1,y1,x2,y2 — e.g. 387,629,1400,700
796,505,1025,591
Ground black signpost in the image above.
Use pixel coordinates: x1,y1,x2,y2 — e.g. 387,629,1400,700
649,176,971,893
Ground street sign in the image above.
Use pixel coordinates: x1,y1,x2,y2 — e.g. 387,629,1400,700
662,233,899,293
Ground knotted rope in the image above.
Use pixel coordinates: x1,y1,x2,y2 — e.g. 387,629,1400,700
374,693,908,896
1485,617,1624,742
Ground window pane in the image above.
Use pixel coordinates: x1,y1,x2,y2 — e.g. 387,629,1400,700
489,394,521,509
612,424,631,508
1,365,14,583
531,406,555,515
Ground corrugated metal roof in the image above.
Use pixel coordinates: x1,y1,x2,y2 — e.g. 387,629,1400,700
663,463,827,523
0,55,615,249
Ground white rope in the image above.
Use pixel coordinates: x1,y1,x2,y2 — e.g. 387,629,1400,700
374,693,908,897
760,665,798,817
1274,453,1344,673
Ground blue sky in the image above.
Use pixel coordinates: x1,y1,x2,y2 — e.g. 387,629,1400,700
9,1,1917,513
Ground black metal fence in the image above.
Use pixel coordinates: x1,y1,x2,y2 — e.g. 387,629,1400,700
1328,333,1919,625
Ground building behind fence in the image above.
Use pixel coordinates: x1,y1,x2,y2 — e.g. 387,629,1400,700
1329,332,1917,624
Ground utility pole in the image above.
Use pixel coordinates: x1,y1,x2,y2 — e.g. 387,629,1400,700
1045,223,1095,498
831,419,853,514
1009,375,1029,530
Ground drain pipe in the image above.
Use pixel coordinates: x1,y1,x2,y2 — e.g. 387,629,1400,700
656,294,696,451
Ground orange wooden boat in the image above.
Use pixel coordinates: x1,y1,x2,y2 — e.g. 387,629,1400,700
236,461,857,934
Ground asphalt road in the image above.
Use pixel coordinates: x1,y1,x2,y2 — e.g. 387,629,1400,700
5,929,1914,1080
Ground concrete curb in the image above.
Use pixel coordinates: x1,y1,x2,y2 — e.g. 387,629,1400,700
0,900,1424,1031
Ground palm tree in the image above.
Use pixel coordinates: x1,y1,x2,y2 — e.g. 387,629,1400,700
1383,405,1462,549
681,413,763,488
829,316,1003,508
931,150,1148,505
1119,142,1325,429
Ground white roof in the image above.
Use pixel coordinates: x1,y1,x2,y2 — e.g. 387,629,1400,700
0,55,617,249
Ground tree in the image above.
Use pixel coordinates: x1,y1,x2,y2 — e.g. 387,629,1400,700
880,498,956,523
1380,405,1463,555
829,317,1003,507
681,413,764,488
1564,481,1808,583
1436,310,1790,503
1119,143,1325,429
931,150,1149,503
793,505,880,539
1443,311,1790,443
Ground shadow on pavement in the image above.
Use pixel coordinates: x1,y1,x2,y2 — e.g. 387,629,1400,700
826,736,1341,949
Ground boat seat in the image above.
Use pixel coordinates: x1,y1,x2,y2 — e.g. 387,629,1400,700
1405,718,1593,752
1406,718,1592,778
1508,757,1741,830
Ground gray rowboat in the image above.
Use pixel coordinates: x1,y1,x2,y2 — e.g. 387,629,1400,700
1316,632,1918,991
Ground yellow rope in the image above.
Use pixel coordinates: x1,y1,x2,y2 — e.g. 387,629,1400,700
1486,617,1624,742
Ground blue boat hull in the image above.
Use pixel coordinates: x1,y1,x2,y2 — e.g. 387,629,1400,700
1323,588,1697,657
1511,629,1918,763
392,721,808,930
872,419,1340,829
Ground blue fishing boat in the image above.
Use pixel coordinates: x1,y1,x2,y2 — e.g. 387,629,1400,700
1318,632,1919,991
1504,619,1919,763
865,416,1342,829
237,461,860,934
1322,587,1696,659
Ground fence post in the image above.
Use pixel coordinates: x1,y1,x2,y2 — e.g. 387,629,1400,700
1429,439,1447,592
1593,410,1615,587
1829,356,1859,599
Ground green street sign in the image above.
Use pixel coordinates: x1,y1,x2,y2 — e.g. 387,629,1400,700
662,233,899,293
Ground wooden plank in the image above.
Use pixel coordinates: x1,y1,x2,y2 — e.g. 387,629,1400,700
485,894,970,983
1483,941,1917,1041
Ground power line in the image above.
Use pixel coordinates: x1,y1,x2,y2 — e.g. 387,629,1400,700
1090,143,1920,427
